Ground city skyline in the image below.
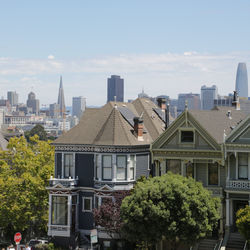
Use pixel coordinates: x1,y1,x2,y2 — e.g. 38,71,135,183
0,1,250,106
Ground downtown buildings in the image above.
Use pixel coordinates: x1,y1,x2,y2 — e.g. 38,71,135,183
235,63,248,99
107,75,124,102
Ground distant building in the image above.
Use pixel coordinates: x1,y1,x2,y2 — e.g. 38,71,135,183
57,76,66,116
7,91,18,106
72,96,86,119
214,95,233,107
177,93,200,113
107,75,124,102
26,92,40,115
49,103,60,118
201,85,218,110
235,63,248,98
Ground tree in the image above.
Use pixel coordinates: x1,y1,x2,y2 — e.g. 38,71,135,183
0,135,54,241
121,173,220,249
93,190,130,238
25,124,48,142
236,205,250,244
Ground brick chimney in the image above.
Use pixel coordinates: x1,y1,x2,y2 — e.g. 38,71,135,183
133,117,144,141
157,98,166,111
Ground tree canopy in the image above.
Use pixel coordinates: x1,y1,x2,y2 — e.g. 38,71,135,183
121,173,220,249
0,135,54,241
236,205,250,243
25,124,48,142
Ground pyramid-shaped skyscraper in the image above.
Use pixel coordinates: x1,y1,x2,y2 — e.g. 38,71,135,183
57,76,66,117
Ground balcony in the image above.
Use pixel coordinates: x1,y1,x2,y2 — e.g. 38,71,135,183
49,177,78,187
48,225,70,237
226,180,250,190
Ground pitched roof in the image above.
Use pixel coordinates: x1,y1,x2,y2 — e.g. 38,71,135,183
54,98,166,146
189,107,246,144
0,132,8,151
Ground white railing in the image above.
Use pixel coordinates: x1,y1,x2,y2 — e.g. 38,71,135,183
226,180,250,190
49,177,78,187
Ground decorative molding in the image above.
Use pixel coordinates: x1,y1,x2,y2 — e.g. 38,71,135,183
54,144,149,153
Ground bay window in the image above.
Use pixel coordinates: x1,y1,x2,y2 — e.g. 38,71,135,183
117,155,127,180
102,155,112,180
52,196,68,225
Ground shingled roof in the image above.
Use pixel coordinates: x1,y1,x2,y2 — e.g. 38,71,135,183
54,98,166,146
189,106,246,144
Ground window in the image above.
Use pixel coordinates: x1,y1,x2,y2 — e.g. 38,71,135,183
82,197,92,212
186,162,194,178
102,155,112,180
64,154,74,178
130,155,135,180
95,154,100,180
52,196,68,225
166,160,181,174
181,131,194,143
208,163,218,185
238,153,248,179
117,155,127,180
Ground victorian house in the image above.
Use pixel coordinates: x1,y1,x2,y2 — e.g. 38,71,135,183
151,103,249,249
47,98,166,248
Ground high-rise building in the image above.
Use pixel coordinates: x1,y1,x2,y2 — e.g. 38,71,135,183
57,76,66,116
7,91,18,106
235,63,248,98
26,91,40,115
72,96,86,119
107,75,124,102
201,85,218,110
177,93,201,113
49,103,60,118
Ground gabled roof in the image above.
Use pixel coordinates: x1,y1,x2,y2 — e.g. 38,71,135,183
189,107,246,144
54,98,165,146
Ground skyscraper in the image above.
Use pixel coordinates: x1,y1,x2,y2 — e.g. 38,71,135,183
72,96,86,119
57,76,66,116
27,91,40,114
177,93,200,113
107,75,124,102
201,85,218,110
235,63,248,98
7,91,18,106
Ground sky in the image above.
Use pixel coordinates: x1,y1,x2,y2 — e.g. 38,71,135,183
0,0,250,106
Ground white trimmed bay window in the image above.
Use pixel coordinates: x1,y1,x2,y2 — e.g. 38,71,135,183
102,155,112,180
117,155,127,180
52,196,68,225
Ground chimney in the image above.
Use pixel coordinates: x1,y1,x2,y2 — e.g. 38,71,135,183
157,98,166,111
232,91,240,110
165,102,170,130
133,117,144,141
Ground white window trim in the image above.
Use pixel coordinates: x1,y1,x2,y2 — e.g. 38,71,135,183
62,152,75,179
82,197,92,212
236,152,249,180
102,155,113,181
116,155,127,181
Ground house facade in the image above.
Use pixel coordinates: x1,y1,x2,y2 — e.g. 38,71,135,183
47,98,166,248
151,104,250,247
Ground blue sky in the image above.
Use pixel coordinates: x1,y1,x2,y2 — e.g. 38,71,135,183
0,0,250,105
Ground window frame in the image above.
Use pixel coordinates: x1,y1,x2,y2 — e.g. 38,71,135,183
116,155,127,181
179,129,195,144
102,155,112,181
208,163,219,186
82,197,92,212
130,155,136,180
238,153,248,180
63,153,74,178
51,196,68,225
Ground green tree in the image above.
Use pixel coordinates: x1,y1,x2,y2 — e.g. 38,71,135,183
0,135,54,241
121,173,220,249
236,205,250,244
25,124,48,142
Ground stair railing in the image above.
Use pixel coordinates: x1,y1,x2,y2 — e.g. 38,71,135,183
243,240,247,250
215,238,223,250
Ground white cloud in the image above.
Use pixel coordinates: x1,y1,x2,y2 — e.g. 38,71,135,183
48,55,55,60
0,52,250,106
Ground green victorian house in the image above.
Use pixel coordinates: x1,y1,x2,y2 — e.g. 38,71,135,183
151,103,249,249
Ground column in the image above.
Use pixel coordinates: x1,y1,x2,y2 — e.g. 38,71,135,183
127,155,130,180
181,161,185,176
68,196,72,229
48,194,52,234
226,193,230,226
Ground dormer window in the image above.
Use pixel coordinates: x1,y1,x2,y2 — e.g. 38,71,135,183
181,130,194,143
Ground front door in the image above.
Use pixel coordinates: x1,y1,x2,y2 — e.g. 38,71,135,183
233,200,248,231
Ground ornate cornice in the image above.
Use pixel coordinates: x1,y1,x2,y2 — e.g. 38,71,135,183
54,144,149,153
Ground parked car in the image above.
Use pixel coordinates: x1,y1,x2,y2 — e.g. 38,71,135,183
28,239,48,249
